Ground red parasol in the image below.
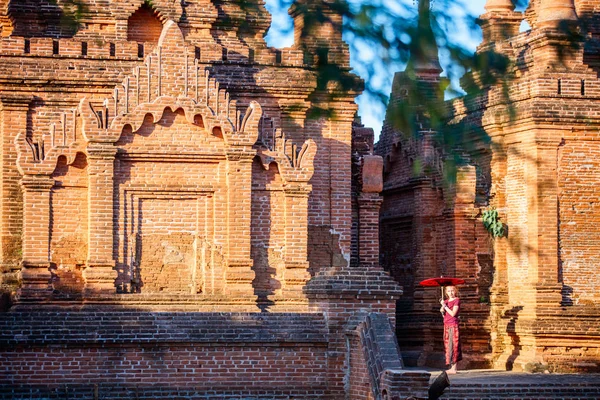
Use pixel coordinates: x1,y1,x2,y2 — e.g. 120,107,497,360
419,277,465,287
419,277,465,299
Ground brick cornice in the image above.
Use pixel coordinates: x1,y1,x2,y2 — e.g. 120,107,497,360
357,193,383,207
279,101,311,118
225,148,256,162
283,183,312,197
21,261,51,270
0,93,33,110
20,176,54,191
86,143,118,159
83,262,117,275
226,258,254,269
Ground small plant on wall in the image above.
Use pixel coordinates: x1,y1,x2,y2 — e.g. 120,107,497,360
482,208,505,238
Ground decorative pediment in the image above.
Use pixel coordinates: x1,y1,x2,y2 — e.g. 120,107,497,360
15,109,85,176
81,20,260,146
79,95,261,147
258,130,316,183
15,20,264,175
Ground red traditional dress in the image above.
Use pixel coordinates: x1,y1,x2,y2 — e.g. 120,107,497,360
443,298,462,365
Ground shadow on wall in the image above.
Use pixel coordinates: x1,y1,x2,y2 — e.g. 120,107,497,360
504,305,523,371
0,293,11,311
581,11,600,76
8,0,82,38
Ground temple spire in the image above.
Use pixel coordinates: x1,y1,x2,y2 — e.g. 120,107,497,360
537,0,578,29
484,0,515,13
408,0,441,74
479,0,521,46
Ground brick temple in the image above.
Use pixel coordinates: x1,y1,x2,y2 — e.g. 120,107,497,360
377,0,600,374
0,0,426,398
0,0,599,398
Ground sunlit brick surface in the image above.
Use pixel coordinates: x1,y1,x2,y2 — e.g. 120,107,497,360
0,1,415,398
377,0,600,374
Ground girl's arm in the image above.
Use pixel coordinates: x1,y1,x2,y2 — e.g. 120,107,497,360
444,304,459,317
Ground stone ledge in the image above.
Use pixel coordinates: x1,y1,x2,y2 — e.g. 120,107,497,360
304,266,403,299
0,312,328,346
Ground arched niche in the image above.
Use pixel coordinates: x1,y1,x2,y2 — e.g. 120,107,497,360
127,3,163,44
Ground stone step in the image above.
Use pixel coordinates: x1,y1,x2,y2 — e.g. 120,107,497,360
439,383,600,399
425,369,600,400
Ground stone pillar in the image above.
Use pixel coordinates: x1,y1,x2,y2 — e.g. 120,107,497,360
328,112,355,265
498,139,563,371
484,0,514,11
19,175,54,300
358,193,383,267
452,166,478,283
358,155,383,267
527,141,562,309
83,143,118,295
282,182,311,297
489,144,509,305
225,149,256,298
412,180,442,311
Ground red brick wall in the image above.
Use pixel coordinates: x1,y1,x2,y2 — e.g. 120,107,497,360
0,11,328,304
558,140,600,305
4,345,327,389
0,11,352,303
349,334,375,400
0,312,330,397
505,147,529,305
349,312,430,400
0,97,27,288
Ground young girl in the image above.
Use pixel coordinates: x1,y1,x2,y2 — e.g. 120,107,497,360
439,285,462,374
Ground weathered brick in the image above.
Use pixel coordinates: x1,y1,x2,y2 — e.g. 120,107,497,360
377,0,600,374
0,1,411,398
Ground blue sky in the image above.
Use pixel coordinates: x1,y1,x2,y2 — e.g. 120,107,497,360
263,0,490,139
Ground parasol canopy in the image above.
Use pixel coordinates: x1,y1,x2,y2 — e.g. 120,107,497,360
419,277,465,287
419,276,465,300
